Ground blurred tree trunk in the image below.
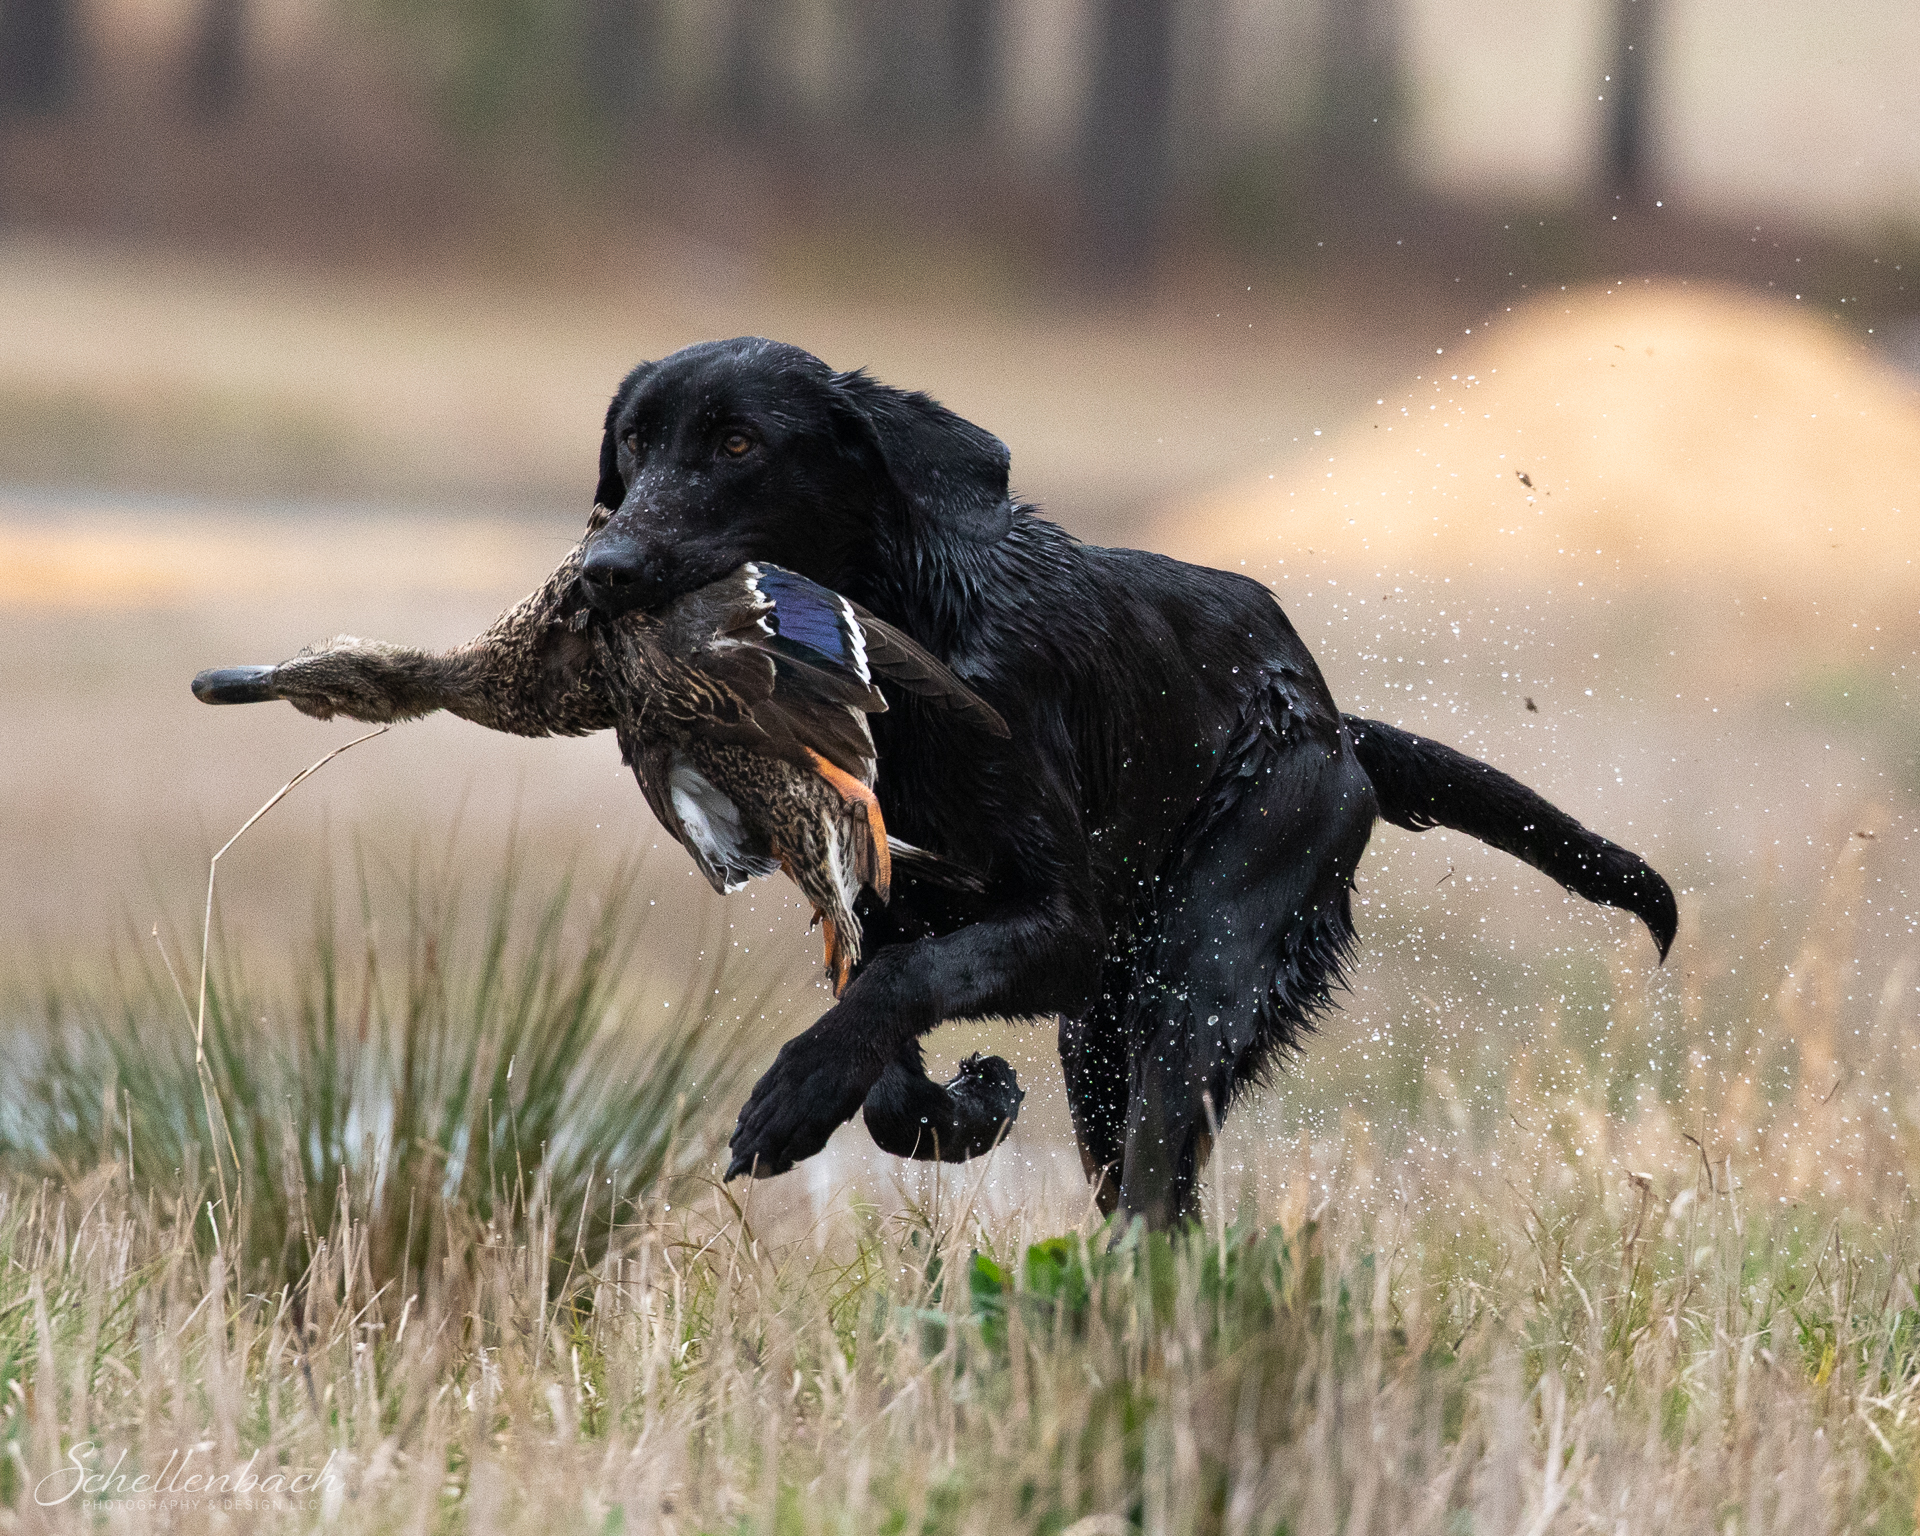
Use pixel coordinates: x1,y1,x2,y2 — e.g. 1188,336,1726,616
0,0,77,116
1318,0,1400,185
1602,0,1656,199
720,0,782,134
185,0,245,119
579,0,663,128
1078,0,1176,283
854,0,999,137
948,0,998,132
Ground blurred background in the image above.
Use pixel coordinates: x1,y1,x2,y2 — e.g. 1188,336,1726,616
3,0,1920,1224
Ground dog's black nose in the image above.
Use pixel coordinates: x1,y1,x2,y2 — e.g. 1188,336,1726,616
581,538,642,589
580,536,652,613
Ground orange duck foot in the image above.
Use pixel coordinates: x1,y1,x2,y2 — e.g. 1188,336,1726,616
801,748,891,900
819,914,853,996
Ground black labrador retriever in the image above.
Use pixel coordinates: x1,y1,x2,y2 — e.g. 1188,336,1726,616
578,336,1677,1227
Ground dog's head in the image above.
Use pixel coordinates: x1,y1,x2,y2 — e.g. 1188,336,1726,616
578,337,1014,615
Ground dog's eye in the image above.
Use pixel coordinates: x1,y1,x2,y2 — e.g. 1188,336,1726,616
623,433,639,455
720,431,754,458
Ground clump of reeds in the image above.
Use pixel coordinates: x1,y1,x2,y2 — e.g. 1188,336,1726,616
1,780,789,1301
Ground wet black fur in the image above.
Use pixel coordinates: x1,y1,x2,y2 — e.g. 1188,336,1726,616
580,336,1678,1226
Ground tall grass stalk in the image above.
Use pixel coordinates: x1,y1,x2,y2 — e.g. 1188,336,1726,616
185,725,393,1238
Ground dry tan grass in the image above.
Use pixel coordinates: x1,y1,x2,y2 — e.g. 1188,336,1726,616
2,590,1917,1529
4,1055,1916,1534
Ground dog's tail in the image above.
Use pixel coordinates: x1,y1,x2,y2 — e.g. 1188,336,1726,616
1343,715,1677,960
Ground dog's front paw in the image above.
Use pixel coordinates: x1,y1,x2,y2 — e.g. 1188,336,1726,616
725,1032,878,1181
944,1054,1025,1159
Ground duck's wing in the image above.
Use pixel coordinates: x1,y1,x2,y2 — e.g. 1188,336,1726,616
845,604,1010,739
662,563,1010,784
700,564,1009,735
656,566,875,778
705,566,886,704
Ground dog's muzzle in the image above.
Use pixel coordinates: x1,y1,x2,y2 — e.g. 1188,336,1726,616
579,534,660,616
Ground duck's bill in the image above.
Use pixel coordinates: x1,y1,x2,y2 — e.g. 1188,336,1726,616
191,666,281,704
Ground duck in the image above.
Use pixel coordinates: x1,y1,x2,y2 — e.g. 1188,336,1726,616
193,552,1007,993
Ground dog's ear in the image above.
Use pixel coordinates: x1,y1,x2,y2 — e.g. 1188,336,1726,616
594,363,651,512
834,371,1014,544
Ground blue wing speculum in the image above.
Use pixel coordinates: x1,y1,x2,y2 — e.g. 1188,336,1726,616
746,564,872,685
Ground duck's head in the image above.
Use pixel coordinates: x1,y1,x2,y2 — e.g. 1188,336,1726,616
193,636,447,723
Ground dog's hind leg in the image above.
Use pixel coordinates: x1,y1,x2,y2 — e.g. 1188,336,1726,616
1114,979,1264,1227
1059,1006,1127,1216
1111,694,1375,1227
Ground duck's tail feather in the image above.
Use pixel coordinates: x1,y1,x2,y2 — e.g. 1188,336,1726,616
886,838,989,894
